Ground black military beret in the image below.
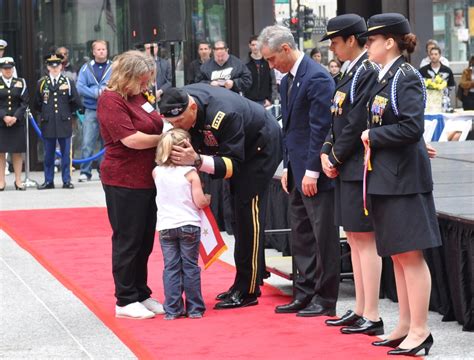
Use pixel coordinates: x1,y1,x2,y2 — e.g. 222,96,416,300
321,14,367,41
159,87,190,117
44,53,64,67
0,56,15,69
360,13,411,37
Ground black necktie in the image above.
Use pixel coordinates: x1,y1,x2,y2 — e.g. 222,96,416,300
287,73,294,105
53,78,57,87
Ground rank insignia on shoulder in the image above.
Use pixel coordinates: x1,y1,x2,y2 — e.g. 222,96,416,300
59,84,69,90
211,111,225,130
14,81,23,88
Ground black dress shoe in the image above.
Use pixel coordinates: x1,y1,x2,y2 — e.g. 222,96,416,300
325,310,362,326
275,299,310,314
297,303,336,317
14,182,26,191
214,290,258,310
62,182,74,189
216,288,261,301
387,333,433,356
372,335,407,348
37,182,55,190
216,289,233,301
340,316,384,336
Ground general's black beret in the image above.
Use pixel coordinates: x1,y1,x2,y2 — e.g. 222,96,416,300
360,13,411,37
159,88,190,118
321,14,367,41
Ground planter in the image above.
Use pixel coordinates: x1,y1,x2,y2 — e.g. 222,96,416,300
425,89,443,113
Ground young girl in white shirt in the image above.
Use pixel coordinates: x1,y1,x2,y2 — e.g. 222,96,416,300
153,128,210,320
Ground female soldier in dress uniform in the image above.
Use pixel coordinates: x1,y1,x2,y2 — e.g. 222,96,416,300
360,13,442,356
34,54,82,189
0,57,28,191
320,14,383,336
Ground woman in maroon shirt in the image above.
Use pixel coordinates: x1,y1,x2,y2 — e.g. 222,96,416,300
97,50,164,319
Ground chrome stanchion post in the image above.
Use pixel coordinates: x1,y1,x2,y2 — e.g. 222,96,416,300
23,108,38,187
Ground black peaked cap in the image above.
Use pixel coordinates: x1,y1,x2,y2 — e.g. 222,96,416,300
360,13,411,37
321,14,367,41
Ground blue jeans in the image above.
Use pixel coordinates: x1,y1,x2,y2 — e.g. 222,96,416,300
80,109,103,177
159,225,205,316
43,137,71,184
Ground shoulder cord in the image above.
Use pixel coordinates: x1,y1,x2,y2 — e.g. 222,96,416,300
391,64,426,117
350,61,381,104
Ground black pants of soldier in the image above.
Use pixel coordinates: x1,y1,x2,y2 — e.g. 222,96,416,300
289,174,340,309
103,184,157,306
230,188,269,296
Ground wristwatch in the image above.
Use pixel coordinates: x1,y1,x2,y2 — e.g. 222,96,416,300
193,153,202,169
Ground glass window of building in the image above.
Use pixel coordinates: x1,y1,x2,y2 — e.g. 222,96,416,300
433,0,472,62
33,0,128,80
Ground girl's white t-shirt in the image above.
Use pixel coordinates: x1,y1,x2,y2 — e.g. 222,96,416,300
153,165,201,231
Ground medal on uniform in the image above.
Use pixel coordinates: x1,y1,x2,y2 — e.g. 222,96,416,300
43,88,50,104
333,91,346,116
202,130,219,147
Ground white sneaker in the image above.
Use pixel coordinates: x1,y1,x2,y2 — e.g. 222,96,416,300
141,297,165,315
78,174,91,182
115,302,155,319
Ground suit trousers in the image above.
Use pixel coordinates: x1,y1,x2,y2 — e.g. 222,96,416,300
289,179,340,308
103,184,157,306
231,188,268,295
43,137,71,184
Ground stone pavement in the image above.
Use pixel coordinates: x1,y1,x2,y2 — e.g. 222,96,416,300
0,171,472,359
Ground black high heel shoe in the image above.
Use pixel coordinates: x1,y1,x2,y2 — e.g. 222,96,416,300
387,333,433,356
14,182,26,191
372,335,407,348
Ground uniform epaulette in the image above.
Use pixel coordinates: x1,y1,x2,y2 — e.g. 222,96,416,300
350,60,379,104
391,63,426,116
362,59,380,72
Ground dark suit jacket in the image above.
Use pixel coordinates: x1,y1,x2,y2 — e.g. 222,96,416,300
281,55,335,192
321,54,379,181
367,57,433,195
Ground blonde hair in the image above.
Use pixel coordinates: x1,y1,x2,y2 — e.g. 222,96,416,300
156,128,191,166
107,50,156,98
92,40,107,51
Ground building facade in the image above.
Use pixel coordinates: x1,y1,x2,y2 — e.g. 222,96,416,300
0,0,471,168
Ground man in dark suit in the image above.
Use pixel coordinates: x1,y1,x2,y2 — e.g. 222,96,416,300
259,25,340,316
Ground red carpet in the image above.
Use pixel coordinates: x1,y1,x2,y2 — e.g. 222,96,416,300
0,208,403,359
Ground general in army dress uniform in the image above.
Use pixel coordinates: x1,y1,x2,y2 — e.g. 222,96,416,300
34,54,82,189
360,13,441,355
319,14,385,336
0,57,28,191
159,84,282,309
